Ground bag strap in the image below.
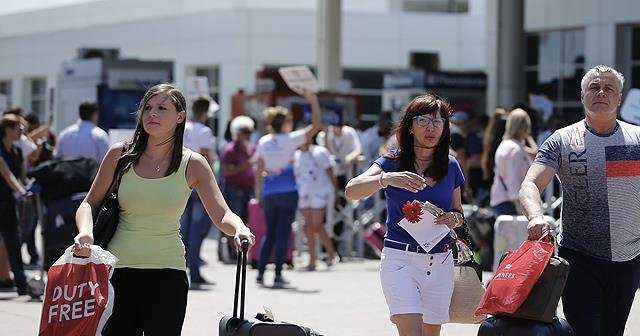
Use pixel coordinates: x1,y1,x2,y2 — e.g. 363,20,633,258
107,151,129,195
233,240,249,321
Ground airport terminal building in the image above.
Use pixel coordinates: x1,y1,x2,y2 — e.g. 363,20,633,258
0,0,639,135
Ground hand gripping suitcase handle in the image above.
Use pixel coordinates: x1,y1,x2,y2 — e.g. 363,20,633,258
233,239,249,321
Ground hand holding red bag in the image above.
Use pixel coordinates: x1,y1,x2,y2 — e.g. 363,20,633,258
39,245,118,336
475,233,554,315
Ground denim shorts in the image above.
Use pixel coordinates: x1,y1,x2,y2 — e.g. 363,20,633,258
379,247,454,324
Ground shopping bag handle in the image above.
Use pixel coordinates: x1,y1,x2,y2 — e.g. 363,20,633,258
232,239,249,322
537,230,554,243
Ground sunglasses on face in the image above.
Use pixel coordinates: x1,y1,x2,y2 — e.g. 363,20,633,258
413,115,446,129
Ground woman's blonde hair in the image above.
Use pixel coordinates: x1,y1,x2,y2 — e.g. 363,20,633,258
504,108,531,140
263,106,291,133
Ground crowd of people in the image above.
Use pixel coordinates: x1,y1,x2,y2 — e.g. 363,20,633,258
0,64,638,335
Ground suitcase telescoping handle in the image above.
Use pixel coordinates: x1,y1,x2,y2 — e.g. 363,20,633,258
233,239,249,321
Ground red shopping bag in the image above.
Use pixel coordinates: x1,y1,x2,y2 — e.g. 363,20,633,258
39,245,118,336
475,234,554,315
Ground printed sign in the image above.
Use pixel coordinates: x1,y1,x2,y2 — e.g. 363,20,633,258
185,76,220,116
278,66,320,95
620,88,640,125
529,93,554,122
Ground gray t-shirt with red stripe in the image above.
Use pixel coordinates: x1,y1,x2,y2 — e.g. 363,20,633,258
535,120,640,261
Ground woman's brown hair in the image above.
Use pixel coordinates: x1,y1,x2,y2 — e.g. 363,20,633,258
392,93,452,181
0,114,22,139
121,83,187,176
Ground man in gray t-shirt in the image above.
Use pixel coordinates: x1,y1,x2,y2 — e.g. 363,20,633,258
520,65,640,336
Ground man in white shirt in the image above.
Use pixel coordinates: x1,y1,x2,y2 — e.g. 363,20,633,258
183,96,215,165
359,111,393,169
55,101,109,164
180,96,216,287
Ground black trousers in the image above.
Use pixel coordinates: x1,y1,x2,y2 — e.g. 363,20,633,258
103,268,189,336
0,200,27,293
333,175,348,237
559,246,640,336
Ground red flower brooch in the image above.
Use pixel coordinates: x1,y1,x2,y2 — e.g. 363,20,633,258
402,200,423,224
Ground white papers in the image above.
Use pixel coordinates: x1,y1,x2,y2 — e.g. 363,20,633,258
398,212,451,252
278,66,320,95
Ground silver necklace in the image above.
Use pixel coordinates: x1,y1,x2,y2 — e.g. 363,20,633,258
145,153,168,173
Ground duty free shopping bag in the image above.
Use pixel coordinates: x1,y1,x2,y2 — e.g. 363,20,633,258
39,245,118,336
475,234,554,316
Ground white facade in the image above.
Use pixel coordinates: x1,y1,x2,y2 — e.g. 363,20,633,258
0,0,487,134
525,0,640,69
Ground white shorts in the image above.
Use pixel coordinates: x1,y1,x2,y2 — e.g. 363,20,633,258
298,193,329,209
379,247,454,324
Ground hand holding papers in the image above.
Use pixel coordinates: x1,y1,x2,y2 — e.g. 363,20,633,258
278,66,320,95
398,200,451,252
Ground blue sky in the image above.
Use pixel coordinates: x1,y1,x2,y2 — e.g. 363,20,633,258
0,0,99,15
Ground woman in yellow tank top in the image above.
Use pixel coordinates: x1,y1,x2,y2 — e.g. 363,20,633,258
72,84,255,335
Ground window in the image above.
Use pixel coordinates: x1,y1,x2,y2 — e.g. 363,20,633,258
622,27,640,88
402,0,468,13
343,69,395,128
0,80,11,109
525,30,585,124
23,78,47,116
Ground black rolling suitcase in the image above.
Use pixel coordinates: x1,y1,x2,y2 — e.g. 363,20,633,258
219,241,323,336
477,316,574,336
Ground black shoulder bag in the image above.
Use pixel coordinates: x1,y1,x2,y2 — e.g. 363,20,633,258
93,156,128,249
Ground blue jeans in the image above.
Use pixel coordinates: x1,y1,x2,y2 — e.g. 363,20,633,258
179,191,210,281
492,201,518,216
223,184,253,222
258,191,298,277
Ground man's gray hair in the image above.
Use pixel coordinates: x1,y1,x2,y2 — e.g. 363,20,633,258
581,65,625,92
230,115,255,140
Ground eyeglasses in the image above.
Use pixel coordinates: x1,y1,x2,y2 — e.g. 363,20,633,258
413,115,446,129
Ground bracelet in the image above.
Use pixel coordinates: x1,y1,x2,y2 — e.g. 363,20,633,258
528,214,545,221
449,209,464,227
378,172,387,189
449,208,464,218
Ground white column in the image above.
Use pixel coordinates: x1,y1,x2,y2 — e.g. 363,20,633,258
497,0,525,108
487,0,525,112
317,0,342,91
585,24,616,68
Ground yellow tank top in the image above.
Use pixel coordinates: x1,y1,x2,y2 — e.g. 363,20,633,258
108,149,193,270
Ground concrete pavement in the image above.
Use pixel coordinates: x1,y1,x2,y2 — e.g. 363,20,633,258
1,237,640,335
